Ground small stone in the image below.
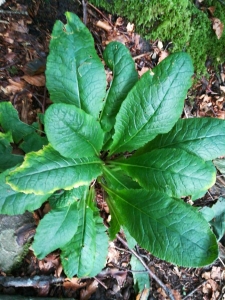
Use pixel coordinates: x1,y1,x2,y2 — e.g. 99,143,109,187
0,212,35,273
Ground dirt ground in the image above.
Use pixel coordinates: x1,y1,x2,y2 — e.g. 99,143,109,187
0,0,225,299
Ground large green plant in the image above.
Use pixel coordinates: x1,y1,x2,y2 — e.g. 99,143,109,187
1,13,225,278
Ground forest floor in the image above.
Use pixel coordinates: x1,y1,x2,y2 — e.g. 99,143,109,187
0,0,225,299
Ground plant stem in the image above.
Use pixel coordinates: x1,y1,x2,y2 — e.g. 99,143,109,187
182,281,205,300
116,234,176,300
82,0,87,25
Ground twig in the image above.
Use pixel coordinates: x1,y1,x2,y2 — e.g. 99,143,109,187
182,281,205,300
116,234,176,300
94,276,108,289
133,52,151,60
0,9,28,15
0,275,64,288
82,0,87,25
87,2,114,27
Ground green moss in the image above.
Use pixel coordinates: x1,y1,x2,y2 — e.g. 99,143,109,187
89,0,225,77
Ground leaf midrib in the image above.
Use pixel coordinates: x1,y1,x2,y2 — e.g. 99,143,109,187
111,61,187,154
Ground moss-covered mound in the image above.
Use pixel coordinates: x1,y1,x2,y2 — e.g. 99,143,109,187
89,0,225,78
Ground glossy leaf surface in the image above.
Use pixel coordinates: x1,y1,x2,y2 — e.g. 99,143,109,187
46,12,106,118
136,118,225,160
45,103,104,158
0,131,23,172
7,144,103,195
200,197,225,241
100,41,138,132
61,198,108,277
116,148,216,198
109,53,193,154
0,169,50,215
33,201,79,258
0,102,34,143
105,188,218,267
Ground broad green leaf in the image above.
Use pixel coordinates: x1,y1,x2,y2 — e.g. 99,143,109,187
136,118,225,160
7,144,103,195
130,255,150,297
105,188,218,267
88,213,108,277
0,153,23,173
101,167,140,240
45,103,104,158
100,41,138,132
102,166,140,190
214,158,225,174
0,131,12,147
49,186,88,209
0,131,23,172
61,198,108,277
33,201,79,258
124,226,137,249
114,148,216,198
46,12,106,118
0,169,50,215
0,102,34,143
105,193,121,240
200,197,225,241
109,53,193,154
124,227,150,297
19,132,48,153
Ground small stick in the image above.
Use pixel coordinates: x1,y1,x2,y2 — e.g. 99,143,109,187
94,276,108,289
0,9,28,15
82,0,87,25
116,234,176,300
87,2,114,27
133,52,151,60
182,281,205,300
0,275,64,288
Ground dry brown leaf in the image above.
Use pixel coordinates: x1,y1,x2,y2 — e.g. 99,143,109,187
1,78,25,94
202,282,212,294
158,50,169,63
136,287,150,300
106,33,129,45
217,111,225,119
210,266,221,281
38,253,60,273
107,242,120,265
80,279,98,300
138,67,149,77
127,22,134,34
134,34,141,50
220,85,225,93
96,20,112,32
212,18,224,39
4,52,17,63
202,271,211,280
63,277,86,291
215,97,224,109
115,17,123,27
55,263,63,278
157,40,164,50
208,6,216,15
11,19,28,33
173,289,182,300
23,74,45,87
111,269,127,286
